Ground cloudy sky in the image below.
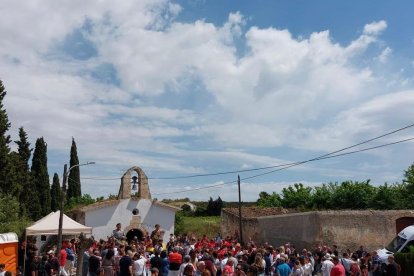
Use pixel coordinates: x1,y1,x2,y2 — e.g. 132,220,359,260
1,0,414,201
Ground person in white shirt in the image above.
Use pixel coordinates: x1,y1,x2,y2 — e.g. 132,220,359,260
133,252,147,276
302,257,313,276
220,253,230,271
321,254,334,276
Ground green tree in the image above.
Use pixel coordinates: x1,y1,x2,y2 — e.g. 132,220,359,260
257,191,282,207
206,197,214,215
403,163,414,208
65,194,95,210
0,194,31,236
0,80,13,195
281,183,312,209
311,183,337,209
331,180,375,209
67,137,81,201
370,183,399,210
15,127,34,216
214,196,223,215
50,173,61,212
31,137,50,219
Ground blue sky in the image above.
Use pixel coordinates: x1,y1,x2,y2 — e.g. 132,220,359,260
1,0,414,201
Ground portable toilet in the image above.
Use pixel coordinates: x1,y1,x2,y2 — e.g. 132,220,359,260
0,232,18,275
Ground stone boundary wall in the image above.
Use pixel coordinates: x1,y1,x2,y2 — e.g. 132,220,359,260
221,209,414,251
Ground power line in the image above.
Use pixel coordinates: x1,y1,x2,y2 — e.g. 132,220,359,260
80,122,414,181
152,136,414,195
241,136,414,182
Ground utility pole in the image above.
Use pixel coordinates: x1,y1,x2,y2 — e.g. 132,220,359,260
56,161,95,260
238,175,243,246
57,164,68,260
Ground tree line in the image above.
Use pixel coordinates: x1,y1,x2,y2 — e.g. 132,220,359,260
257,166,414,210
0,80,92,235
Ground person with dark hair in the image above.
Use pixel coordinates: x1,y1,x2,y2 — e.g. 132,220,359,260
89,250,102,276
371,251,381,276
113,223,125,240
160,251,169,276
150,225,162,247
4,271,12,276
150,251,163,276
183,265,195,276
150,268,159,276
330,256,345,276
349,255,361,276
119,249,133,276
0,264,6,276
28,254,39,276
65,242,75,276
38,255,52,276
234,264,246,276
132,252,146,276
102,249,116,276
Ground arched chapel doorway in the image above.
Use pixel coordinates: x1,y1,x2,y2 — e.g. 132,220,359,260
126,229,144,242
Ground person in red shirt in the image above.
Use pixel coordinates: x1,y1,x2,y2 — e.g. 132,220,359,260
330,256,345,276
168,247,183,276
60,243,68,276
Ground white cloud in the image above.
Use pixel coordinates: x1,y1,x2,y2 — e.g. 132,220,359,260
0,1,411,200
363,20,387,35
378,47,392,63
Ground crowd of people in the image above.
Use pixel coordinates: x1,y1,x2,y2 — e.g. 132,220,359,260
15,223,401,276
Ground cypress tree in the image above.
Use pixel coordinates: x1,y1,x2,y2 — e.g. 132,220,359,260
50,173,61,212
0,80,12,194
67,137,81,201
31,137,50,219
14,127,35,216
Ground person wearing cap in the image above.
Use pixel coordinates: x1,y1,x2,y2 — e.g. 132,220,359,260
168,247,182,276
321,254,334,276
330,256,345,276
47,250,60,276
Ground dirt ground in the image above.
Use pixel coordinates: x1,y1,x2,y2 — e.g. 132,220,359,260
223,207,295,218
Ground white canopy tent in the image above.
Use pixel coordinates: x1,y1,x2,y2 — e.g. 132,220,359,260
24,211,92,273
26,211,92,235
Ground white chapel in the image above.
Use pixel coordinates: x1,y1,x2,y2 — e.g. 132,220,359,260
71,166,180,242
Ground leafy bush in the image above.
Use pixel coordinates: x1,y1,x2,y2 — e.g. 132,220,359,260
65,194,96,210
394,252,414,276
0,194,31,237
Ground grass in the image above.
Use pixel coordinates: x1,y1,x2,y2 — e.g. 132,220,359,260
178,216,221,238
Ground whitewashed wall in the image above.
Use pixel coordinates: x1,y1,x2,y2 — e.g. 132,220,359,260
84,199,176,242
